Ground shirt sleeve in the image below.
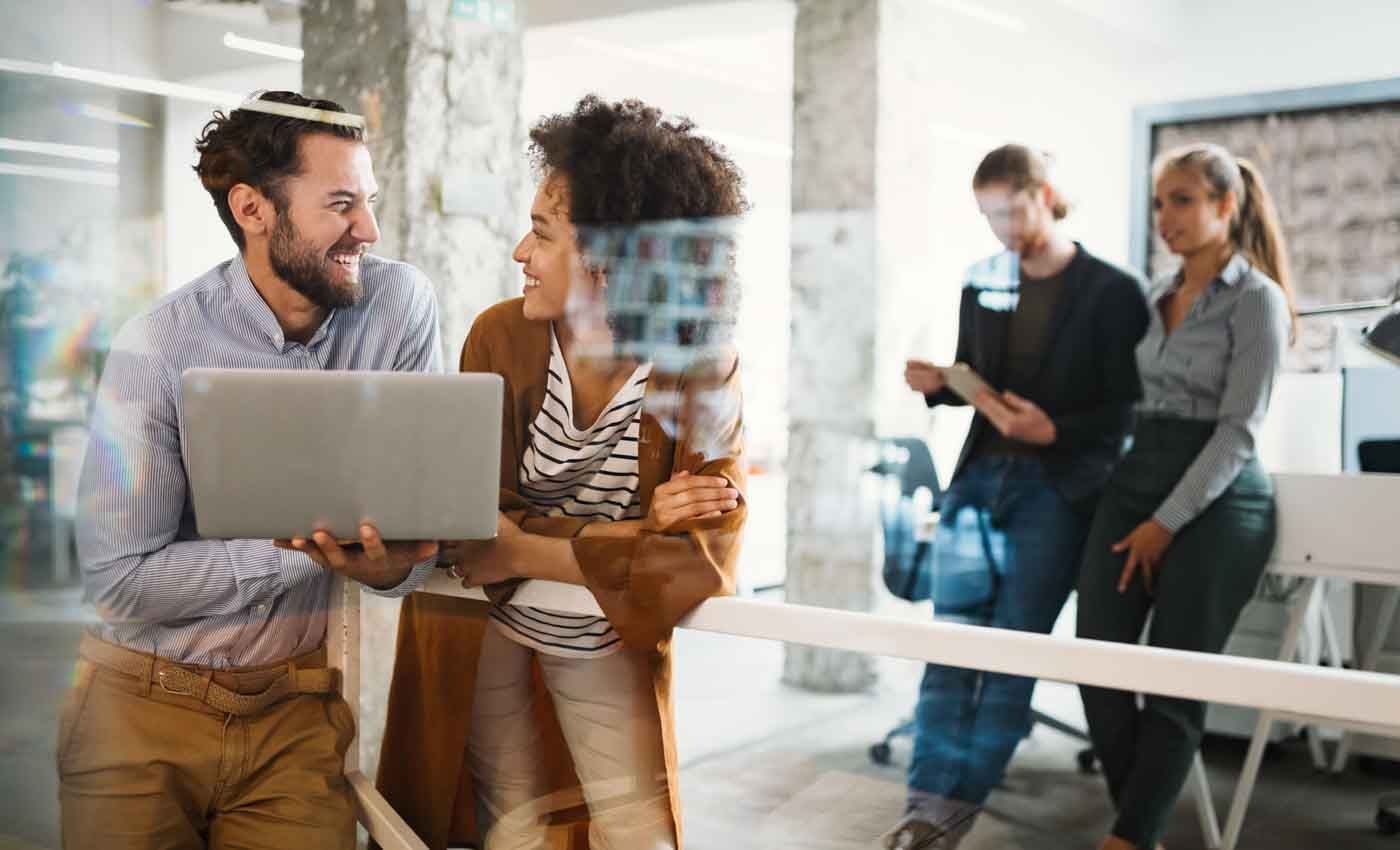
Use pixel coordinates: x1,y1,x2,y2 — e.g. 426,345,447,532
1153,284,1289,532
366,555,439,597
75,321,322,626
925,286,975,408
395,269,444,374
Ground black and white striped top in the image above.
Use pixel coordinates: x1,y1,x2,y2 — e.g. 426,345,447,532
490,327,651,658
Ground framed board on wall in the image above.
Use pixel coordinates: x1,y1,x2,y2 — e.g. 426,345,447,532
1130,77,1400,371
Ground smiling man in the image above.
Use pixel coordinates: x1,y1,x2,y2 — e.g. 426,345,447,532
63,91,442,849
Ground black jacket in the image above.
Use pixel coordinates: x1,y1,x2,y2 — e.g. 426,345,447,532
927,244,1150,508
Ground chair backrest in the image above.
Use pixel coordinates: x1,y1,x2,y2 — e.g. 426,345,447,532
886,437,941,504
1358,439,1400,474
1270,472,1400,585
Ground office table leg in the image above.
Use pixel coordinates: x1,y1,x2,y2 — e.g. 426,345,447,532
1331,585,1400,773
1220,576,1320,850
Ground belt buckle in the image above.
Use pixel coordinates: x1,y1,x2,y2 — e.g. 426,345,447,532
157,668,194,697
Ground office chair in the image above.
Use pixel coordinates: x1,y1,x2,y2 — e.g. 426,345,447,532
1357,439,1400,836
866,437,1094,768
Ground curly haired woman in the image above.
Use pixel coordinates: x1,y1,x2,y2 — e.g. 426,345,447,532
375,95,749,850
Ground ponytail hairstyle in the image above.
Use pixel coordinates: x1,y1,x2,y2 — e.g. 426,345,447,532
1154,142,1297,337
972,143,1070,220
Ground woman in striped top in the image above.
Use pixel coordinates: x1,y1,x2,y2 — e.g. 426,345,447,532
1076,143,1295,850
377,96,748,850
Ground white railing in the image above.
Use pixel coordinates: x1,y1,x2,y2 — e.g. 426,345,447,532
330,472,1400,850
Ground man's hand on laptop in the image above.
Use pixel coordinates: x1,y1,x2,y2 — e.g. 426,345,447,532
275,524,438,590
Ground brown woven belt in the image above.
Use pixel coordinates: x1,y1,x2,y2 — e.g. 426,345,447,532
79,633,338,717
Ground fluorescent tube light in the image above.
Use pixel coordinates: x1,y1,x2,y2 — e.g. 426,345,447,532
0,136,120,164
73,103,154,128
0,162,119,187
50,62,243,105
223,32,304,63
930,0,1027,33
0,58,363,127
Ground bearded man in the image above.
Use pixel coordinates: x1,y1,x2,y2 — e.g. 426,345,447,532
63,90,442,849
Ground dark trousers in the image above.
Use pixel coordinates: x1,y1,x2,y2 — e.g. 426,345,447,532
1076,417,1276,848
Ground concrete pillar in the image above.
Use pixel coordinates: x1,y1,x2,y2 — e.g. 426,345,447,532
302,0,527,777
784,0,942,692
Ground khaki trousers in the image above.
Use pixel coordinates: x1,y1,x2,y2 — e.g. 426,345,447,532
57,635,356,850
467,620,675,850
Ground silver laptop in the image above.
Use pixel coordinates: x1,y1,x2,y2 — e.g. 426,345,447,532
181,368,502,541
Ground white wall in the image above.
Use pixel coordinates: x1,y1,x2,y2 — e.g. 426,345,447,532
1148,0,1400,101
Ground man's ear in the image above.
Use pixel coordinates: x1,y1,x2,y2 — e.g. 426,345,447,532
228,183,274,241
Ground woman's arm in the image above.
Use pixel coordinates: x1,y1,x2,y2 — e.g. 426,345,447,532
454,472,741,585
570,353,749,650
454,530,587,586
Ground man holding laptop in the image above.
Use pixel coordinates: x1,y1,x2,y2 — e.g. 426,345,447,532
64,91,442,849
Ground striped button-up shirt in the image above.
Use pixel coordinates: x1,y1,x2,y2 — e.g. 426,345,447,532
1136,252,1290,532
76,253,443,667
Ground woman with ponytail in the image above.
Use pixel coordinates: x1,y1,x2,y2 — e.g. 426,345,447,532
1076,143,1295,850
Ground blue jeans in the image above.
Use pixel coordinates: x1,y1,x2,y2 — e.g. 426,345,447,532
908,455,1089,805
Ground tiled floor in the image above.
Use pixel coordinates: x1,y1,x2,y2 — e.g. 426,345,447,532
2,586,1397,849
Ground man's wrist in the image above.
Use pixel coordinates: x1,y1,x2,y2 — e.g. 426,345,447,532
365,553,423,591
366,565,414,591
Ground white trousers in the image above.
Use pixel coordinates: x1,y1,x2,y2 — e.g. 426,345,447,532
467,620,676,850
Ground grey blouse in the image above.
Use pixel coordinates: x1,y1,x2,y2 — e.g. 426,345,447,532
1136,252,1290,532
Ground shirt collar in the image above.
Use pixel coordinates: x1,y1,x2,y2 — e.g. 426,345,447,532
227,252,336,351
1217,252,1251,287
1161,251,1251,303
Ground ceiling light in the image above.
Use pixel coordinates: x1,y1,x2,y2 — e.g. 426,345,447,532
0,56,242,105
71,103,154,128
930,0,1026,33
49,62,243,105
0,162,118,187
1,59,364,127
223,32,304,63
0,137,120,164
569,36,785,96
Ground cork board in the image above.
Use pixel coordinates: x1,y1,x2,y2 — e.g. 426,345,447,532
1147,101,1400,370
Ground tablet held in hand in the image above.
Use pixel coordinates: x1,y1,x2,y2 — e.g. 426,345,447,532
943,363,994,406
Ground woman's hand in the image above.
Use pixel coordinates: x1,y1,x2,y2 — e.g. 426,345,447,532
1112,519,1174,593
904,360,946,395
438,513,526,587
643,471,740,533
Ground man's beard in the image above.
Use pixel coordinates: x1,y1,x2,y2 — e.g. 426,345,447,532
269,214,362,310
